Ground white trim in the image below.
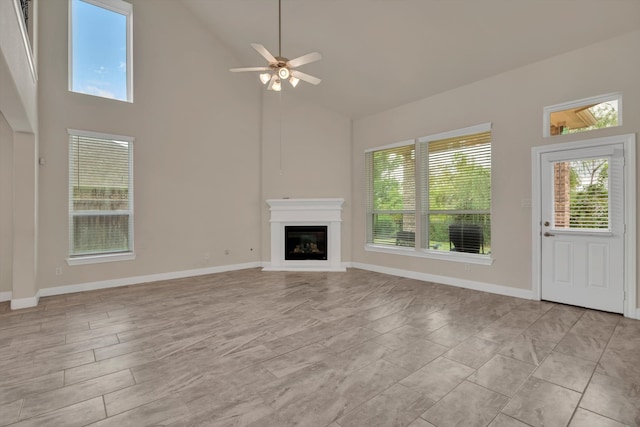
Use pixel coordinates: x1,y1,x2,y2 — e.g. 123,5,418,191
262,265,347,272
0,291,12,303
418,122,492,143
531,133,636,317
364,139,415,153
80,0,132,15
12,0,37,82
11,294,39,310
634,308,640,320
542,92,622,138
67,252,135,266
67,128,134,143
351,262,534,300
39,262,262,298
365,244,493,266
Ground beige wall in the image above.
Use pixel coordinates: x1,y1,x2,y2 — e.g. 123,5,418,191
260,93,352,262
0,112,12,293
36,0,263,289
352,30,640,308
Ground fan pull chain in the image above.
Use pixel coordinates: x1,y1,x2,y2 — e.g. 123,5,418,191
279,90,283,174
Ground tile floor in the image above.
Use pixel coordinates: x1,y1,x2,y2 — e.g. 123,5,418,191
1,268,639,426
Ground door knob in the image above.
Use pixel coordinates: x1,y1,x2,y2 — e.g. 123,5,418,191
543,232,555,237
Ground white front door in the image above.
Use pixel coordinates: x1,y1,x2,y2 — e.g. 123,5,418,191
540,144,624,313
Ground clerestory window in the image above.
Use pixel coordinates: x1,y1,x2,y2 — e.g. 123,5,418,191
69,0,133,102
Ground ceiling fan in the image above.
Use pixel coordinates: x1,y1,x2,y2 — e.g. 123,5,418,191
229,0,322,91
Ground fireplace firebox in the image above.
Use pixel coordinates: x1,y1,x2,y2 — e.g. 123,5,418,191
285,226,328,261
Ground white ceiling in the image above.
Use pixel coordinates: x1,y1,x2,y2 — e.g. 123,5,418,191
181,0,640,119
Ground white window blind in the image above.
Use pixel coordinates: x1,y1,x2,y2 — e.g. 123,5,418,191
69,130,133,257
366,143,416,247
553,158,609,229
421,130,491,254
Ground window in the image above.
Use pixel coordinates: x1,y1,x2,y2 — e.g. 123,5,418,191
552,158,610,230
366,142,416,247
420,126,491,255
366,123,492,262
544,93,621,137
69,0,133,102
68,130,134,263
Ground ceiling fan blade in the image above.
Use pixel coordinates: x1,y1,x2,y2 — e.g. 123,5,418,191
290,70,321,85
287,52,322,68
251,43,277,64
229,66,271,73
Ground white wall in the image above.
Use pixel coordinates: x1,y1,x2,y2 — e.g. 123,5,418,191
36,0,263,290
352,30,640,307
260,92,352,263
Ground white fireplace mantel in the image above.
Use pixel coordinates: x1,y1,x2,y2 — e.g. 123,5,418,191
264,198,345,272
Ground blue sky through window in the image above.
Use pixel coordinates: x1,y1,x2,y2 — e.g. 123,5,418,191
72,0,128,101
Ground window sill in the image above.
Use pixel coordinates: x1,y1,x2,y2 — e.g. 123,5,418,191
67,252,135,266
365,244,494,266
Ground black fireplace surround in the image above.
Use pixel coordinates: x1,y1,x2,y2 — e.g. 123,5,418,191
285,226,328,261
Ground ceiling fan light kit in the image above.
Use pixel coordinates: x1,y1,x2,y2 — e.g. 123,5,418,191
229,0,321,91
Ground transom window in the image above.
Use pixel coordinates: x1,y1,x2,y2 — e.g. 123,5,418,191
544,93,621,137
68,130,134,262
69,0,133,102
366,123,492,262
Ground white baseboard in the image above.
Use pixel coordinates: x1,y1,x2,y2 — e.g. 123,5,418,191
38,262,262,298
350,262,535,301
10,294,40,310
14,261,639,318
0,291,12,303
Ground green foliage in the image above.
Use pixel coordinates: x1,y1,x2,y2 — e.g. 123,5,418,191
564,102,618,134
428,152,490,211
372,147,413,210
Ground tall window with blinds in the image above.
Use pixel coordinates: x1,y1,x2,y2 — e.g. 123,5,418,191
421,129,491,254
366,144,416,247
69,130,133,257
365,123,492,258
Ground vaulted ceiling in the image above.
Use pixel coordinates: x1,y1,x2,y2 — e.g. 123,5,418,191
181,0,640,119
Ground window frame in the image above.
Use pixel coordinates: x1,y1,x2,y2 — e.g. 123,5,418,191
68,0,134,102
543,92,622,138
365,123,493,265
67,128,135,265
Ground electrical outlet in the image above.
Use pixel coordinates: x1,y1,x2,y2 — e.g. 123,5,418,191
224,249,230,255
464,263,470,271
55,267,63,275
203,252,210,261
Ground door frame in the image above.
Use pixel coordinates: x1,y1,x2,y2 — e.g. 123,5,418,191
531,134,637,318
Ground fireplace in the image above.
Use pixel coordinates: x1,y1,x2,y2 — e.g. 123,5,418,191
265,198,345,272
285,226,327,260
